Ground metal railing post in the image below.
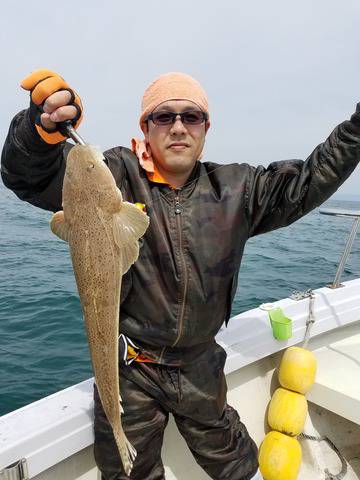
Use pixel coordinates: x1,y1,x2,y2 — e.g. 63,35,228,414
320,208,360,289
0,459,29,480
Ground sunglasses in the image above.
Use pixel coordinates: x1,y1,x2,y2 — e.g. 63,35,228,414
146,110,208,126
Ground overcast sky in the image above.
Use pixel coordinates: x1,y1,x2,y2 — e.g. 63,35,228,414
1,0,359,195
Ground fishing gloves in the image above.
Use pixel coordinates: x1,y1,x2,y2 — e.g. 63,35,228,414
21,69,83,144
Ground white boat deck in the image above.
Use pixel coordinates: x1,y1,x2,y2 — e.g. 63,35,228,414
308,323,360,425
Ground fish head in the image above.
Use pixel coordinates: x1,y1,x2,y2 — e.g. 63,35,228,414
65,145,119,204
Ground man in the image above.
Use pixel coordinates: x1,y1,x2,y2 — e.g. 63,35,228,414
1,69,360,480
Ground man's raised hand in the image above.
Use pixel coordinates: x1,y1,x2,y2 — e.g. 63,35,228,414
21,69,83,144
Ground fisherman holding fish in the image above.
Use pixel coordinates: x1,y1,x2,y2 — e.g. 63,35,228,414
2,69,360,480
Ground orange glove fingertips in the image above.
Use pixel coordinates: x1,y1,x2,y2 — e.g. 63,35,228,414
31,77,69,105
20,68,62,91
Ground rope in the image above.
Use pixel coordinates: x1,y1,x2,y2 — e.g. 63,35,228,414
299,433,348,479
302,290,316,349
300,295,349,479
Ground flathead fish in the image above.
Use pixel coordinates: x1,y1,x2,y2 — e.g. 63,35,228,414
50,145,149,475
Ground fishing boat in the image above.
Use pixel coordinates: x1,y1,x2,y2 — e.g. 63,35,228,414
1,207,359,480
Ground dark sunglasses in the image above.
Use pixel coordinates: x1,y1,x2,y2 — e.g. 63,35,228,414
146,110,208,126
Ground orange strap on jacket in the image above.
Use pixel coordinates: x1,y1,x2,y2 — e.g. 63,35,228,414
21,69,83,144
119,334,157,365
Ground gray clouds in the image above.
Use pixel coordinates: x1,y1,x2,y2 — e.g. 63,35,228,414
1,0,359,194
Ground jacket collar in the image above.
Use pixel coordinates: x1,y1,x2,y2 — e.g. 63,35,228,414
146,161,201,196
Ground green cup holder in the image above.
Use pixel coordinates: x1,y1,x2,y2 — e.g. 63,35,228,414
268,308,293,341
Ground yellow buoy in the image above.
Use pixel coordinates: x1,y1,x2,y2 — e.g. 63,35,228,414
268,388,308,436
278,346,317,394
259,431,302,480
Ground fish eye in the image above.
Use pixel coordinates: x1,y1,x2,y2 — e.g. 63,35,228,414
87,163,95,171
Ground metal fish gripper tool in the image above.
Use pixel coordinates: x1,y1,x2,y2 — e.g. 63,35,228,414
59,119,87,145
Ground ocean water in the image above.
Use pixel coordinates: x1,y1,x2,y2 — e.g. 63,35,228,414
0,183,359,416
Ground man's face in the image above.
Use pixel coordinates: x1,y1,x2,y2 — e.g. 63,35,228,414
144,100,209,177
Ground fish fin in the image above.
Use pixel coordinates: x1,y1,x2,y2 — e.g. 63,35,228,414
119,390,124,413
121,242,140,275
113,202,149,273
115,427,137,475
50,211,71,242
126,437,137,462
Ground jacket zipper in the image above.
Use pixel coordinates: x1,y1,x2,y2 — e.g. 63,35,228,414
172,189,188,347
158,189,188,362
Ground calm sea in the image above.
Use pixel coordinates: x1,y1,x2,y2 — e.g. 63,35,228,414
0,183,359,416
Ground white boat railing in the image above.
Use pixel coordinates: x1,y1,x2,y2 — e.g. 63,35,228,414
320,208,360,289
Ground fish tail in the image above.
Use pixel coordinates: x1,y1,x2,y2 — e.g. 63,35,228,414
115,424,137,476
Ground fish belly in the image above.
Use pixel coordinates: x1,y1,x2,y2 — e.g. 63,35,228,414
70,228,122,422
